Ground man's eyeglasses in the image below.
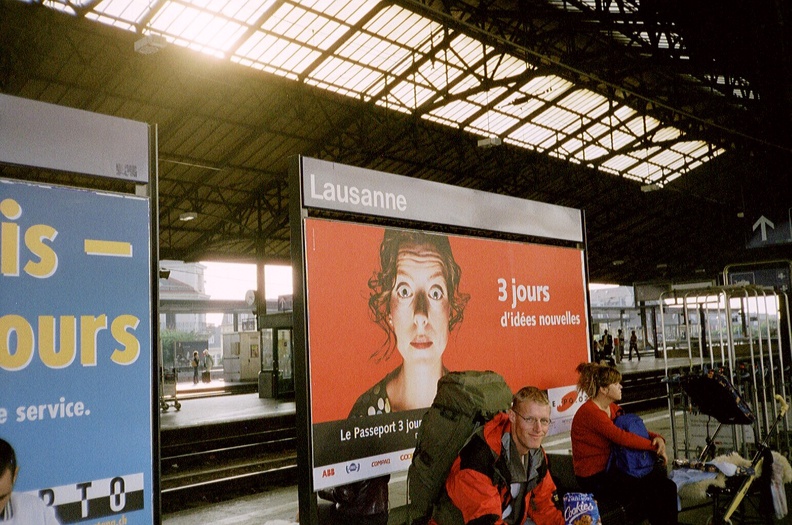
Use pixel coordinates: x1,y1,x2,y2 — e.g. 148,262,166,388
514,412,551,427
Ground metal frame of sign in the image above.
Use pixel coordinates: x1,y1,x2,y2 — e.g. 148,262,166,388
289,155,590,523
0,94,157,524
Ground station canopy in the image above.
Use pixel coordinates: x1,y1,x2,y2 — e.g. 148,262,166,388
43,0,730,188
4,0,790,284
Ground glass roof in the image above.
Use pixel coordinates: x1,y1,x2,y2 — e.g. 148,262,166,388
39,0,725,187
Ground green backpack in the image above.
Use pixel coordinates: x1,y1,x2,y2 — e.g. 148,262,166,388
407,370,513,525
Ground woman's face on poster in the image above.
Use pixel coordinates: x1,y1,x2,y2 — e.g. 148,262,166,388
388,245,451,364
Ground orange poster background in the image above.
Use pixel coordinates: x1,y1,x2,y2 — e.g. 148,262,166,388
305,218,589,424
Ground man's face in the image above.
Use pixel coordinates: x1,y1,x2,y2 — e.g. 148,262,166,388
0,466,17,510
509,401,551,454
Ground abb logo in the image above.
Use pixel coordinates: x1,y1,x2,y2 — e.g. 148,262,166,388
321,468,335,478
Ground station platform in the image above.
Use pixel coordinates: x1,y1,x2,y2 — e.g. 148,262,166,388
159,382,295,431
160,355,788,525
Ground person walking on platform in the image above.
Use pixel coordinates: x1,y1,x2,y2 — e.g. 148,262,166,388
191,350,200,384
628,330,640,361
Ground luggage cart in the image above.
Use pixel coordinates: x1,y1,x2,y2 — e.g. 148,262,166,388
159,366,181,411
672,369,788,524
158,341,181,411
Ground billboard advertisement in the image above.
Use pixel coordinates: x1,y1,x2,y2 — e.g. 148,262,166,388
0,179,153,524
304,218,589,489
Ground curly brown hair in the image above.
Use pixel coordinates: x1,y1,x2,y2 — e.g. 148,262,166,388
368,228,469,361
575,362,622,399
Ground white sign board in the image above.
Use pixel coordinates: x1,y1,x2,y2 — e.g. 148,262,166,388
0,94,149,183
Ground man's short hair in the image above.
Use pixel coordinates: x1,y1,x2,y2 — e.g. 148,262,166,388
0,438,16,477
512,386,550,409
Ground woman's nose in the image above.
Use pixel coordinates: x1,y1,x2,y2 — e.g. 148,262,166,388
413,292,429,322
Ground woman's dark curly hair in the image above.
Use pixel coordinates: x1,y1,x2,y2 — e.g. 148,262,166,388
368,229,469,361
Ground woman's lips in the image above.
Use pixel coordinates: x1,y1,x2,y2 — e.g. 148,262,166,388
411,337,433,349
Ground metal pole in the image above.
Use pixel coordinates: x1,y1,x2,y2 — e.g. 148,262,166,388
780,292,792,452
742,289,763,457
660,291,680,458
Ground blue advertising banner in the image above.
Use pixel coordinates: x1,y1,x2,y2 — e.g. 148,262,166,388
0,179,152,524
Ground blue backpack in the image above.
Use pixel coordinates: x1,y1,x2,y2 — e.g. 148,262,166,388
607,412,655,478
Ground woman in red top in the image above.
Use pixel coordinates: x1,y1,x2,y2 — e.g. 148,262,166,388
571,363,678,525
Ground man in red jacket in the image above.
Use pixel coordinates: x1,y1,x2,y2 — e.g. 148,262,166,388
430,386,564,525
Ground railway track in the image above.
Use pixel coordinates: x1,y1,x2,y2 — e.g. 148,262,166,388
160,413,297,513
620,369,670,411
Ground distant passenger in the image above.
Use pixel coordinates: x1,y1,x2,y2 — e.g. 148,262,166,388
320,228,470,523
191,350,200,384
0,438,61,524
628,330,640,361
600,330,613,356
595,331,615,366
202,350,214,383
616,328,625,363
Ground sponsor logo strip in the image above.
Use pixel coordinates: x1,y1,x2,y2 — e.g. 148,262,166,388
313,449,414,491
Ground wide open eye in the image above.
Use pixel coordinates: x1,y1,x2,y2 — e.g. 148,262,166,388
394,282,413,298
428,285,446,301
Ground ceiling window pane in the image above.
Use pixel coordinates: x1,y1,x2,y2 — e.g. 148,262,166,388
335,35,413,77
533,106,580,132
428,100,483,124
510,123,556,149
558,90,609,120
468,111,520,136
520,76,573,101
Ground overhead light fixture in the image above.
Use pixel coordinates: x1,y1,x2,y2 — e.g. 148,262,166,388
641,183,661,192
612,260,624,266
656,263,668,269
179,212,197,221
477,137,502,148
134,34,167,55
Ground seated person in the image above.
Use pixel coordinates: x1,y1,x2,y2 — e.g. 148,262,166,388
571,363,678,525
595,331,615,366
0,438,61,525
430,386,564,525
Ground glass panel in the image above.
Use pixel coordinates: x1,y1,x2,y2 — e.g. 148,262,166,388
277,329,293,380
261,328,274,371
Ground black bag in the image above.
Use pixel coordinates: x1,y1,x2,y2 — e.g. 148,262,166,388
201,371,211,383
679,369,754,425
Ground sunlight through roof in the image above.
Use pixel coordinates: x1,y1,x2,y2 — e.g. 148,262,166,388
39,0,725,186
